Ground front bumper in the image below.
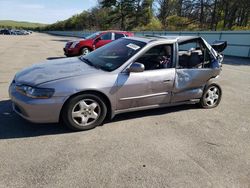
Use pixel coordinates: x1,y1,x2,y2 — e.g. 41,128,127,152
64,47,79,56
9,83,66,123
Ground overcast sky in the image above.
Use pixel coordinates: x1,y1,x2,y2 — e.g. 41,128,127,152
0,0,98,24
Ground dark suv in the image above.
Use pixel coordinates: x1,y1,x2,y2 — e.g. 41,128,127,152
64,30,134,56
0,29,11,35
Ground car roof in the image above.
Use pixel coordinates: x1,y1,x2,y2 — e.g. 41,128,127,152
101,30,132,33
126,35,200,44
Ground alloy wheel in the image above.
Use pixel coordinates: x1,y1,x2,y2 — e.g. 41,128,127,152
71,99,100,126
204,86,220,107
82,48,89,55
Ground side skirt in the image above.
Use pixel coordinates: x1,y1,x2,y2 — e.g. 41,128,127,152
112,99,200,118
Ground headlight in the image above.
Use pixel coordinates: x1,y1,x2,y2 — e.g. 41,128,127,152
70,41,79,48
16,85,54,99
66,42,73,48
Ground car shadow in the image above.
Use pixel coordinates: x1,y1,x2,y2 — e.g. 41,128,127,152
0,100,70,140
0,99,197,140
224,56,250,66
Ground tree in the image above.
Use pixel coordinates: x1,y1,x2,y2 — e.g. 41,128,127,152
41,0,250,31
210,0,218,30
141,0,154,25
100,0,135,30
176,0,183,16
157,0,170,29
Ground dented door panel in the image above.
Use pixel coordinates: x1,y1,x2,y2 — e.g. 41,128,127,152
172,68,221,102
116,68,175,110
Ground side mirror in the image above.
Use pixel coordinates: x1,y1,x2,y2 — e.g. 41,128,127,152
95,37,101,42
93,37,101,49
127,62,145,73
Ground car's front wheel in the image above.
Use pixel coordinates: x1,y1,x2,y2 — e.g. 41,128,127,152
200,84,222,108
62,94,107,131
81,47,90,56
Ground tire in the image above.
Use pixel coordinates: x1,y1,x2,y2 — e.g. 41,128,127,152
62,94,107,131
200,84,222,108
81,47,90,56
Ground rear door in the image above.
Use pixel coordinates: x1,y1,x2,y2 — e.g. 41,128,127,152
172,38,220,102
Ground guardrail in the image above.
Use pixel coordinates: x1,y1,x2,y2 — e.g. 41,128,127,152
46,30,250,58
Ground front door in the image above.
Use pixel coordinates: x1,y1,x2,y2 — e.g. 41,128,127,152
94,32,113,49
116,44,175,110
116,69,175,110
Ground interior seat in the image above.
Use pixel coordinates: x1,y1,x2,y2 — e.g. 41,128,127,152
189,52,202,68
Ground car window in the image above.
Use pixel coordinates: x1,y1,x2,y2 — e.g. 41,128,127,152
100,32,112,40
80,38,146,72
136,44,173,71
85,32,101,39
115,33,125,40
179,42,198,51
178,39,213,69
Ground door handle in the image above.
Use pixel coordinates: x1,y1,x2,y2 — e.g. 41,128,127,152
163,79,171,83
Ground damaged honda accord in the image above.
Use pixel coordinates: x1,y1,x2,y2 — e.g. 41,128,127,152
9,36,227,131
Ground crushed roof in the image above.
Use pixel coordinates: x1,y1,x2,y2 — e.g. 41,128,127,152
126,35,200,43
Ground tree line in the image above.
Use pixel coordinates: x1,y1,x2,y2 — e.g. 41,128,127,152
42,0,250,31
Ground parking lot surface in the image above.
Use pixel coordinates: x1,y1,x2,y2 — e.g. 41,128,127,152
0,33,250,188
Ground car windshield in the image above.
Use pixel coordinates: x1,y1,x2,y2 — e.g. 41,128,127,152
85,32,101,39
79,38,146,72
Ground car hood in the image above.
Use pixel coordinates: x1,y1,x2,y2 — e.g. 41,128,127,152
69,38,91,43
15,57,101,86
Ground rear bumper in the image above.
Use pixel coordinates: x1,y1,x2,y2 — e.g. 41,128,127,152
9,83,66,123
64,47,79,56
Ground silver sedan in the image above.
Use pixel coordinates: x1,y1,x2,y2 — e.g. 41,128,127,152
9,36,225,131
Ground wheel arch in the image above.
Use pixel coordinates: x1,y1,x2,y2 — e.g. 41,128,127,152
60,90,113,122
204,76,222,93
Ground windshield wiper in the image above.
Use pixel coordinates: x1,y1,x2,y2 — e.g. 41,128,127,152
80,57,100,69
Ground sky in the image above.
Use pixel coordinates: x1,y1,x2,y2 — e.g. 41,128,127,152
0,0,98,24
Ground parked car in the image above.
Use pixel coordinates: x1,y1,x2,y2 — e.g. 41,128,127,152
64,30,134,56
0,29,11,35
14,30,29,35
9,36,226,131
0,29,32,35
9,30,17,35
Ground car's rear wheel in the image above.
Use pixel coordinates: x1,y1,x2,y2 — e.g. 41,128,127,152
200,84,222,108
62,94,107,131
81,47,90,56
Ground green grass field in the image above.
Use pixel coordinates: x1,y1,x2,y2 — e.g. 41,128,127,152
0,20,47,29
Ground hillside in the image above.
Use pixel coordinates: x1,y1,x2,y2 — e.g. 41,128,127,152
0,20,47,29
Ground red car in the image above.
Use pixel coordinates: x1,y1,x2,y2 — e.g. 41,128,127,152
64,30,134,57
